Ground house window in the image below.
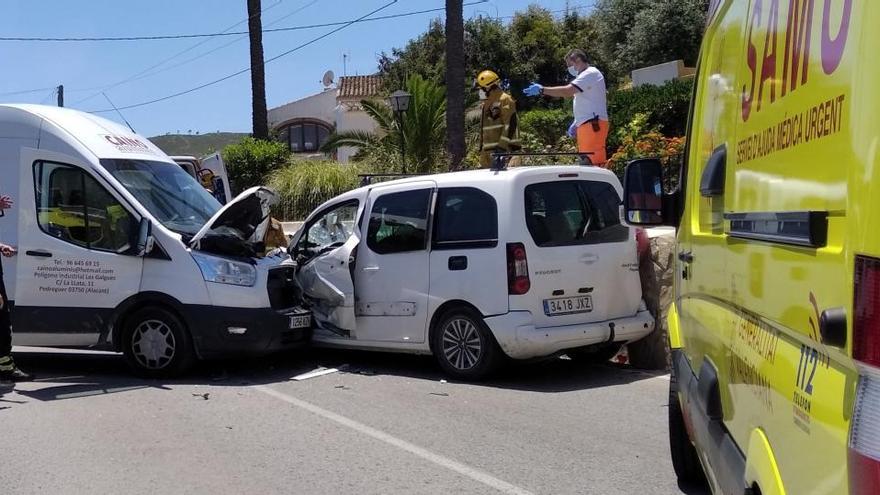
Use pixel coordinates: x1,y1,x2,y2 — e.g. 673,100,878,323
277,121,332,153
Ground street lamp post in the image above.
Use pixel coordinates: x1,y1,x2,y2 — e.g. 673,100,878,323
388,89,412,174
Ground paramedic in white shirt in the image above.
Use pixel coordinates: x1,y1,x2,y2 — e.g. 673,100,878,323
523,49,610,166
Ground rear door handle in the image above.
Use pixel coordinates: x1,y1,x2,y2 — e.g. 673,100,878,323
678,251,694,263
25,250,52,258
362,266,379,272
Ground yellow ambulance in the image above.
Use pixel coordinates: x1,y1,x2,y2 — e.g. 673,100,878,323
622,0,878,493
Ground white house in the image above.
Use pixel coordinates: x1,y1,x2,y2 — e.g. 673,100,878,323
268,74,383,163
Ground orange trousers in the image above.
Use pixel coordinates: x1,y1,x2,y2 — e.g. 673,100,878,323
576,119,610,166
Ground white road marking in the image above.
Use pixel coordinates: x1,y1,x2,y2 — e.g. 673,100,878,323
254,384,535,495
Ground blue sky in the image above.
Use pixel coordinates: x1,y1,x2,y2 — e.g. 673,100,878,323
0,0,592,137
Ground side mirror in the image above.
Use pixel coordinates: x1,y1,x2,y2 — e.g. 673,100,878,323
135,217,154,256
623,158,668,226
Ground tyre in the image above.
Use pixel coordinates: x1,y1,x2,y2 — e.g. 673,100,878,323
121,306,195,378
431,307,501,381
567,344,621,364
669,372,706,485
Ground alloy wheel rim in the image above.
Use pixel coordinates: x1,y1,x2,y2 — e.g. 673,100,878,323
132,319,176,370
441,317,482,370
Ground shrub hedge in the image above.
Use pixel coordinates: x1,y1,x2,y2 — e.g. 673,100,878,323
268,160,364,221
222,137,290,195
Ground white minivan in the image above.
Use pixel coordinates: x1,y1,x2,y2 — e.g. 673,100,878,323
0,104,310,376
290,165,654,379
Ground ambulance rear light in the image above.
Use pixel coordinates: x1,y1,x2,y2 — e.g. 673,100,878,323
849,366,880,495
854,256,880,368
850,255,880,494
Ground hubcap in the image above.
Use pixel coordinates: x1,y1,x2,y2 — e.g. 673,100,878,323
131,319,176,370
441,317,482,370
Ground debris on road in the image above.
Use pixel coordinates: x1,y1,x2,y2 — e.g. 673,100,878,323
192,393,210,400
292,365,348,381
429,392,449,397
335,385,351,390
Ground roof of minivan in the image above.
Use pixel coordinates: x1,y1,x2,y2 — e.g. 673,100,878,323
365,165,620,190
0,104,171,163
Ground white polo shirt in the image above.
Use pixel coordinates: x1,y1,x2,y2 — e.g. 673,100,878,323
571,66,608,125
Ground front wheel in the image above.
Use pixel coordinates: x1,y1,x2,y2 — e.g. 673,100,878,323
122,306,195,378
431,307,501,381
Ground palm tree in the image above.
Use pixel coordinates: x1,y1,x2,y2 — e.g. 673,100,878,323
322,75,447,174
247,0,269,140
445,0,466,171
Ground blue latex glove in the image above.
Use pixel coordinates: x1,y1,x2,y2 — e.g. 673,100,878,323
567,121,577,138
523,82,544,97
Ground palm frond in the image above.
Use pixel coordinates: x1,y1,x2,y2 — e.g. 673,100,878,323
320,130,381,152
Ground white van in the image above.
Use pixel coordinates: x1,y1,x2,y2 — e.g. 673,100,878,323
290,165,654,379
171,153,232,205
0,104,310,376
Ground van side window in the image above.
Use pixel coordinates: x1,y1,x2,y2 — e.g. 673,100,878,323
367,189,431,255
34,161,136,253
524,180,628,247
433,187,498,249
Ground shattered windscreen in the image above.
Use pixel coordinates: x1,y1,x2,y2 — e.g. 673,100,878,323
100,159,221,236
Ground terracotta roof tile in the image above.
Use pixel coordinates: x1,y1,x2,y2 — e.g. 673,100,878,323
338,74,383,99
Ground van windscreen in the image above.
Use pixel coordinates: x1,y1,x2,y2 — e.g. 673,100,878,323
100,159,221,236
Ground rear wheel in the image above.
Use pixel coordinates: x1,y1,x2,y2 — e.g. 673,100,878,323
122,307,195,378
431,307,501,381
669,372,706,485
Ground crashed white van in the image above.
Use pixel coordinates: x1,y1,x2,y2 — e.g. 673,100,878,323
0,104,309,376
290,166,655,379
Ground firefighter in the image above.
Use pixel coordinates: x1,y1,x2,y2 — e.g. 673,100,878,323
0,194,31,382
523,49,610,166
475,70,521,168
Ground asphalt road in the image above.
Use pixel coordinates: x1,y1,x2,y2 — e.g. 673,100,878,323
1,347,709,495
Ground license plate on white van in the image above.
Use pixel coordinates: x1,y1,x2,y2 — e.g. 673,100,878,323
289,314,311,329
543,296,593,316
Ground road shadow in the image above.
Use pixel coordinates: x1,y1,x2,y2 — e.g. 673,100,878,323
5,345,668,403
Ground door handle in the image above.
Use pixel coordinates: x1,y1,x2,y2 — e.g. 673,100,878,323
362,266,380,272
678,251,694,263
448,256,467,271
25,250,52,258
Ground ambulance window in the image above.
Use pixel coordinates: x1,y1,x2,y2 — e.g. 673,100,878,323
34,161,136,253
367,189,431,254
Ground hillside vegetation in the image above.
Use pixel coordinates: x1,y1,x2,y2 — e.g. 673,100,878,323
149,132,248,157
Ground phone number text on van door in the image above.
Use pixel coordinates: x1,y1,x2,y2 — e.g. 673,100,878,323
34,259,116,295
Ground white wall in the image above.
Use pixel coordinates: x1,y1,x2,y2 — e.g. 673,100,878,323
631,60,695,87
335,100,380,163
268,89,336,130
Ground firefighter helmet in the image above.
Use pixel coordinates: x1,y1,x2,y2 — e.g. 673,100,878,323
475,70,501,90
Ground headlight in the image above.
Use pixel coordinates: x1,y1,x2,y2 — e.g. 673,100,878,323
191,252,257,287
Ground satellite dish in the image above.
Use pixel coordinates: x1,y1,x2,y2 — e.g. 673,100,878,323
322,70,335,88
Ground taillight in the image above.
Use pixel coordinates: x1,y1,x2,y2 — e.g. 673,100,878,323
849,255,880,494
855,256,880,367
506,242,530,295
849,368,880,495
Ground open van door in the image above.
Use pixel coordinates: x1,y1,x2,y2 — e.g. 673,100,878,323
292,200,361,336
198,153,232,205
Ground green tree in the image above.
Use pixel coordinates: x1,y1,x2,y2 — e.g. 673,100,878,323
593,0,708,85
222,137,290,194
322,75,447,174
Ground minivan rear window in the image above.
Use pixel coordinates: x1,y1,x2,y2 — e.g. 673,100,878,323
524,180,628,247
